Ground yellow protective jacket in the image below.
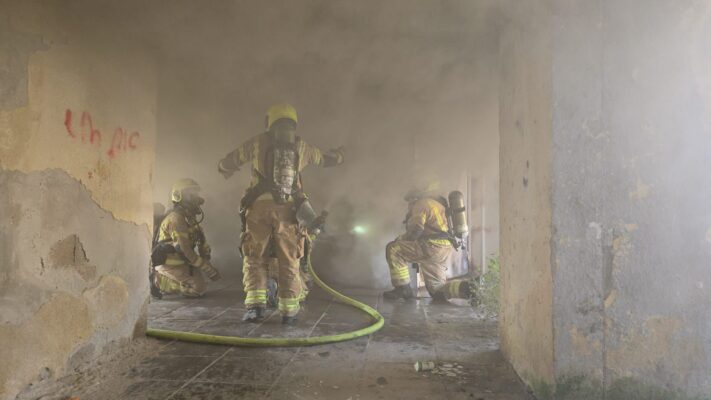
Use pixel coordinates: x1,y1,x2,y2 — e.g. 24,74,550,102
218,131,344,191
404,197,451,246
158,208,211,267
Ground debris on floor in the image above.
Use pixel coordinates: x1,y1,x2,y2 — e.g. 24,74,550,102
430,362,467,378
414,360,436,371
30,285,530,399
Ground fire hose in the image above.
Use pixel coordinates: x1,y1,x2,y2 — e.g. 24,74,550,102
145,260,385,347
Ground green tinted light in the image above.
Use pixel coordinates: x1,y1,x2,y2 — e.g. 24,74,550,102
352,225,367,235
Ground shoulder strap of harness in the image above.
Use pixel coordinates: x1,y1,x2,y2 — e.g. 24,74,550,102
420,195,461,249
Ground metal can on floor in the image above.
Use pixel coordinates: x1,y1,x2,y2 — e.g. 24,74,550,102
414,361,435,372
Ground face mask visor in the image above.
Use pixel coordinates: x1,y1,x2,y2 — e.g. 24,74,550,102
271,119,297,144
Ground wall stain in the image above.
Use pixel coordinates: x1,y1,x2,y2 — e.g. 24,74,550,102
628,179,652,200
48,234,96,281
0,24,49,111
607,316,704,386
0,293,92,399
533,374,707,400
82,275,129,329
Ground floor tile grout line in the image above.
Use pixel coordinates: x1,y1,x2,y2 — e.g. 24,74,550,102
142,304,234,394
152,287,207,318
359,292,381,383
139,289,353,398
154,306,234,351
192,307,233,331
262,303,332,399
420,303,452,395
422,304,441,362
129,291,518,399
151,283,267,351
307,303,332,339
164,347,234,400
151,282,238,327
181,378,273,387
246,307,279,335
152,281,238,319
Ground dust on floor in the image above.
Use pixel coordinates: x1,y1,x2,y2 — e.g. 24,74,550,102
24,281,532,400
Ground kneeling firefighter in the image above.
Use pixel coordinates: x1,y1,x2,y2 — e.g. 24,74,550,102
151,179,221,297
383,178,474,302
217,103,344,324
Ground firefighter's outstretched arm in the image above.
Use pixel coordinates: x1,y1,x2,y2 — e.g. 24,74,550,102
218,136,257,179
301,142,345,168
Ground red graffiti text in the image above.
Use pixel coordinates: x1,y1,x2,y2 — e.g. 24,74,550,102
64,109,140,159
107,127,140,159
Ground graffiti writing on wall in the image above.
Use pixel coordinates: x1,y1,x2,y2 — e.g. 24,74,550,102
64,109,140,159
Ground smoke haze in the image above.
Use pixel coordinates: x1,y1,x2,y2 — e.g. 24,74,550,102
148,1,502,288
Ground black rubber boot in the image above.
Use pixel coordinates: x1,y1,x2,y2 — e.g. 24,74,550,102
460,281,473,299
463,281,480,306
383,285,414,300
430,292,449,304
149,274,163,300
266,278,278,309
402,285,415,299
242,307,265,322
282,315,298,325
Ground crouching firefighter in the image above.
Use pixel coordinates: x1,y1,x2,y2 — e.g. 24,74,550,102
217,103,344,324
383,179,475,302
151,179,221,297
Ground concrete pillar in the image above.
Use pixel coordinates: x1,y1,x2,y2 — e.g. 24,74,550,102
500,1,711,398
0,3,156,399
499,0,555,390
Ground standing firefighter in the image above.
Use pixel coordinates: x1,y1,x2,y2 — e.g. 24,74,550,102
383,179,474,302
152,179,221,297
217,103,344,324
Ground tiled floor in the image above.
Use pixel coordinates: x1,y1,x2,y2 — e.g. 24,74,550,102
80,279,532,400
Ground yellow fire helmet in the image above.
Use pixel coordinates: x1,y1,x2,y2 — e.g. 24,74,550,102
265,103,298,129
171,178,201,203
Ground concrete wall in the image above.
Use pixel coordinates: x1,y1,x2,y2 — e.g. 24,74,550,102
150,1,501,289
500,0,711,398
498,0,555,389
551,0,711,397
0,2,156,399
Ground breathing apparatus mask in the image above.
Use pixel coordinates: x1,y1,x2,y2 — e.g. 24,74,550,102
270,118,296,144
171,179,205,222
181,188,205,221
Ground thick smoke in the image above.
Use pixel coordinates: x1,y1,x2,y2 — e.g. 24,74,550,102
150,1,501,288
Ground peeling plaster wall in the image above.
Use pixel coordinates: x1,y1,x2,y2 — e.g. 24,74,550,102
498,0,555,389
0,2,156,399
0,8,155,226
551,0,711,396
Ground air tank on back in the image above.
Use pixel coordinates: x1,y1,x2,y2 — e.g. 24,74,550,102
448,191,468,238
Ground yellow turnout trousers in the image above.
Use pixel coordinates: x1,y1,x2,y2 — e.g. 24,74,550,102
242,198,305,317
154,264,207,297
386,239,469,300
